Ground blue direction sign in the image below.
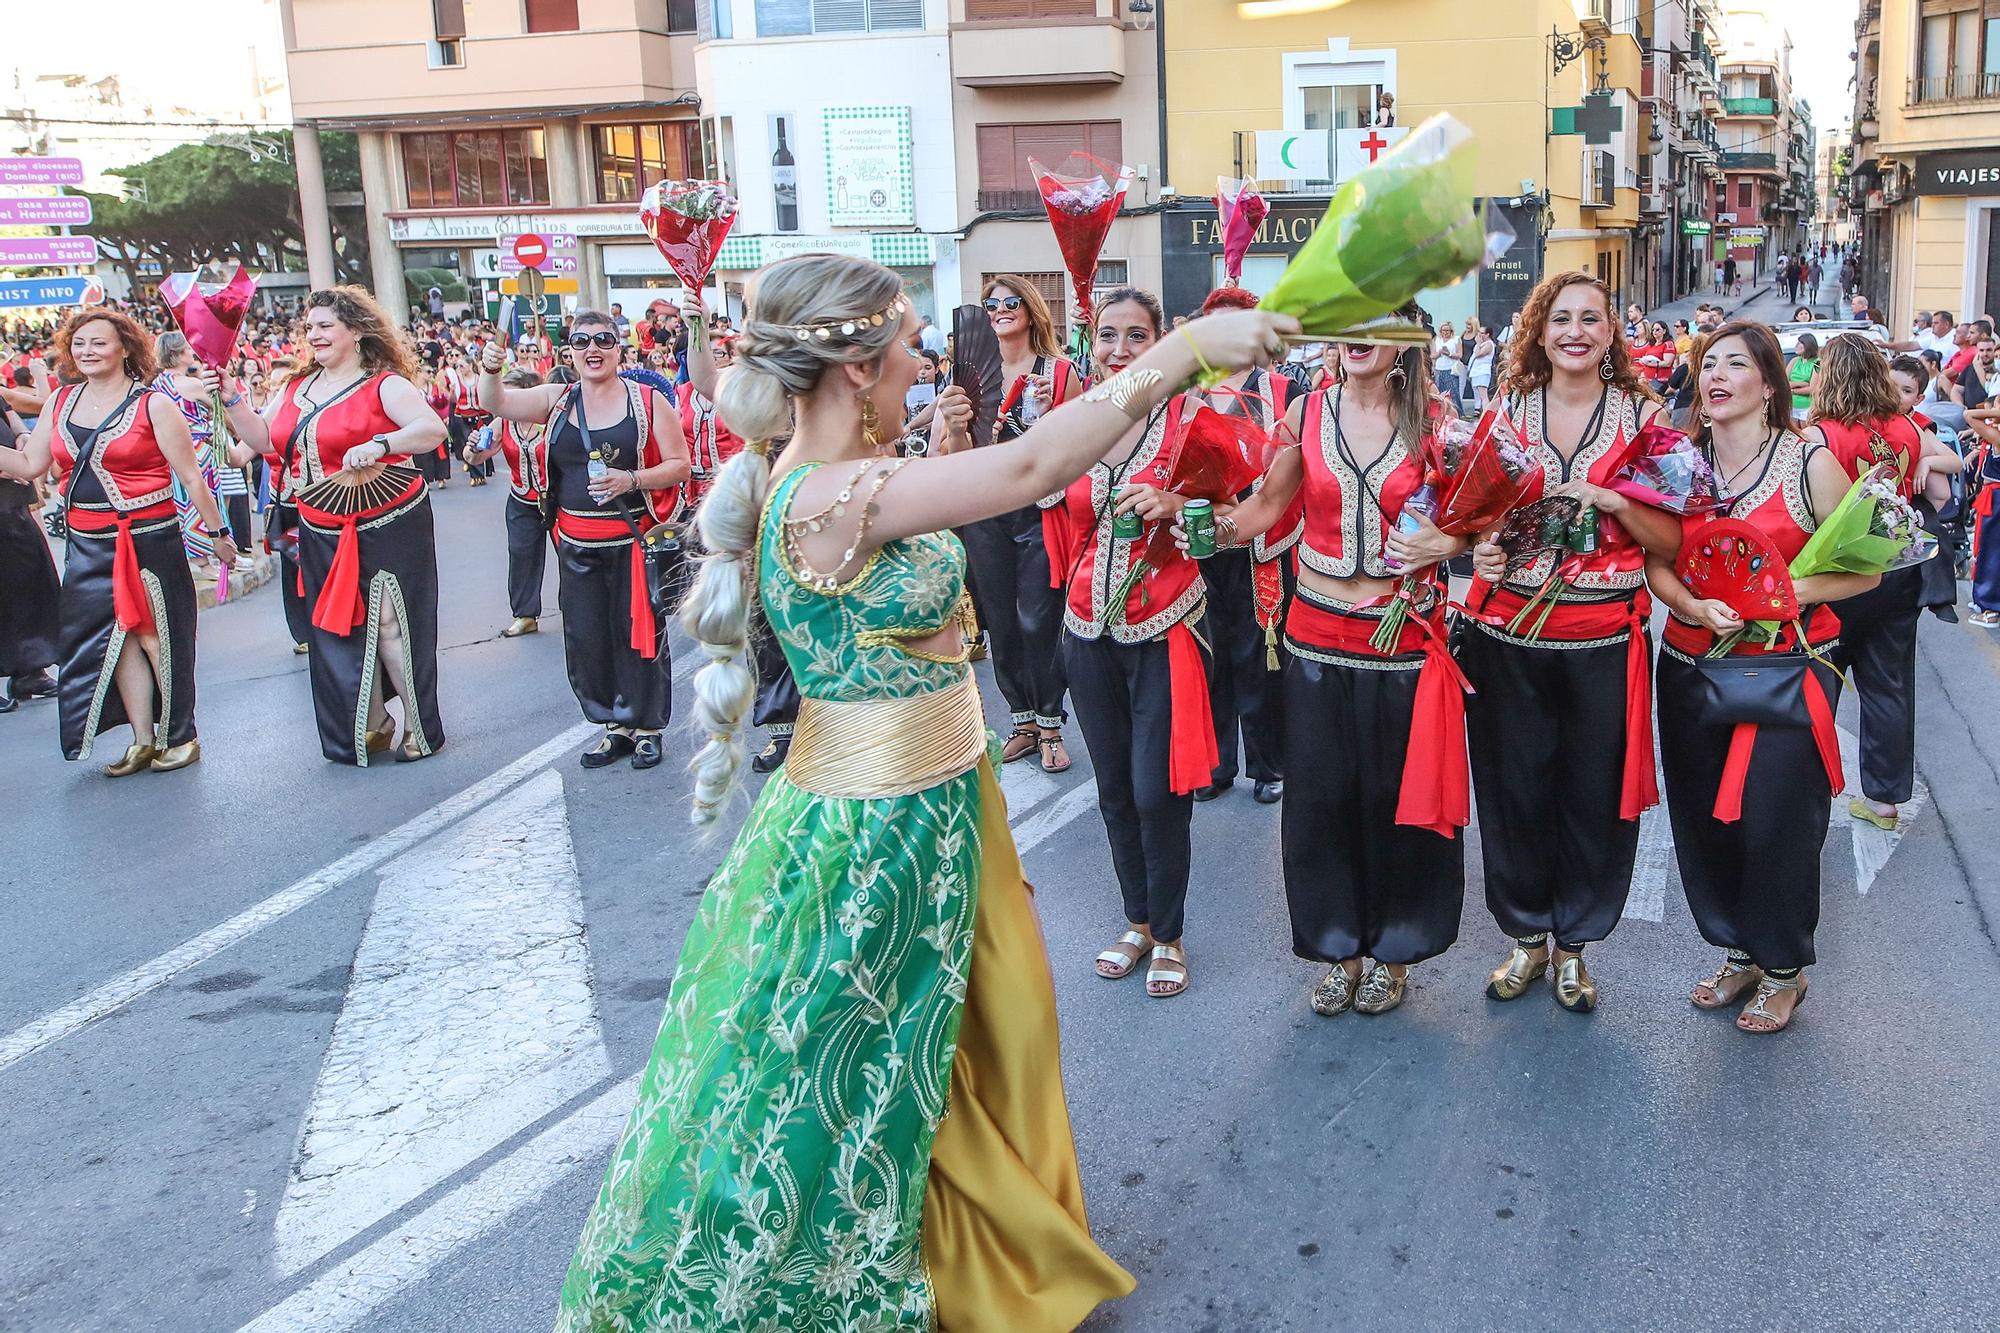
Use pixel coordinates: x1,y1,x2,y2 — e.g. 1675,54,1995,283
0,276,100,309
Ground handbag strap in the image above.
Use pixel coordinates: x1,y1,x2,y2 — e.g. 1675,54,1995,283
569,384,656,549
60,382,147,508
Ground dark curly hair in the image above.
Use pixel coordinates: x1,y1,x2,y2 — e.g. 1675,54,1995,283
1501,271,1652,402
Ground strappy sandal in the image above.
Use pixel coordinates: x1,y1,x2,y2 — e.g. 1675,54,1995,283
1737,973,1808,1034
1038,730,1072,774
1095,929,1150,980
1001,725,1040,764
1691,958,1764,1010
1145,943,1189,998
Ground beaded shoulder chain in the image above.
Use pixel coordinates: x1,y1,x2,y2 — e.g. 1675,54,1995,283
782,457,909,593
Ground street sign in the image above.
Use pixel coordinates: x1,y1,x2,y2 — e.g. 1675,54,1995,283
1681,219,1713,235
0,275,99,308
0,236,98,267
0,156,84,186
498,231,577,275
502,273,576,297
516,267,546,303
0,196,92,226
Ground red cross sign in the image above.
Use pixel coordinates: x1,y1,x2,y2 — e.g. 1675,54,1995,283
1359,131,1389,162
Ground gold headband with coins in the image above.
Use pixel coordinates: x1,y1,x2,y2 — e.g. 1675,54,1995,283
784,295,909,344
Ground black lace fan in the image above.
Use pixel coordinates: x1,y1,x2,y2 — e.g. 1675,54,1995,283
295,462,424,516
951,303,1004,449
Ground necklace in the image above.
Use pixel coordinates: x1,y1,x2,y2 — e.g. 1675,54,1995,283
75,375,138,426
783,458,909,593
296,366,367,410
1708,430,1779,510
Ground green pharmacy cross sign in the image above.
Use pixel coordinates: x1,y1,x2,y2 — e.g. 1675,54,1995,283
1550,93,1624,146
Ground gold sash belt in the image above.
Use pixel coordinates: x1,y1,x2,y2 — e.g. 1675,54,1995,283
787,674,986,799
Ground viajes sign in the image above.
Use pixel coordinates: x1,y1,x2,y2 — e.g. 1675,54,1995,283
1913,149,2000,196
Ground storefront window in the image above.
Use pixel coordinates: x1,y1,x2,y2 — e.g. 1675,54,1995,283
402,129,548,208
593,122,706,202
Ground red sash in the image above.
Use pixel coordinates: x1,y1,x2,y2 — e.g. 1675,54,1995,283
298,477,425,636
554,511,658,660
1165,621,1217,796
67,499,176,635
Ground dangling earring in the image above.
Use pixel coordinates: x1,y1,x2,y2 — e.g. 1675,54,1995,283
858,394,886,456
1600,350,1616,382
1387,360,1409,390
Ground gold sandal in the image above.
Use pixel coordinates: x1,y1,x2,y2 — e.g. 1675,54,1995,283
1145,943,1189,998
1691,957,1763,1010
1094,929,1150,980
1310,963,1362,1017
1355,962,1408,1015
1553,952,1598,1013
1737,973,1808,1034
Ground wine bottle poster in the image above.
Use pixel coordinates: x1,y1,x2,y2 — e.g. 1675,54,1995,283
768,113,800,234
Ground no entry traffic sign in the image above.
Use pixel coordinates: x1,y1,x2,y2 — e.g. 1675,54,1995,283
498,231,577,275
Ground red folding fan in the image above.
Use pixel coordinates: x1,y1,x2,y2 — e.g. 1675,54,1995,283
1675,518,1799,623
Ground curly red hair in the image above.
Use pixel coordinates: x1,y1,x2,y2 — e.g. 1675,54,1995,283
54,306,158,383
1200,287,1261,316
1501,271,1652,402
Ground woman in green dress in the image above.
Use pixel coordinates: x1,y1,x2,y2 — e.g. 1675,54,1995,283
555,254,1295,1331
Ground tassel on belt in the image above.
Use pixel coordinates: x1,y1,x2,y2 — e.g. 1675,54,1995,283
787,674,987,800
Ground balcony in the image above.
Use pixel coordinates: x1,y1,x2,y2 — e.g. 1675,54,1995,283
1230,130,1337,196
1720,150,1779,173
952,1,1125,87
1721,97,1776,116
1909,73,2000,107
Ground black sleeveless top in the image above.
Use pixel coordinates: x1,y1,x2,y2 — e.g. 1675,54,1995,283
549,398,641,511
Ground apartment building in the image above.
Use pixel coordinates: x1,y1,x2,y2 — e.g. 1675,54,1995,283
1159,0,1650,327
1849,0,2000,327
1635,0,1726,306
1711,2,1814,283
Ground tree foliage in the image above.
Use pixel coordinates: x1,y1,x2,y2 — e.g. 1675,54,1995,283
82,130,371,290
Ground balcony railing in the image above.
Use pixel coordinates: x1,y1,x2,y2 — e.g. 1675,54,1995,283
975,188,1043,212
1719,151,1778,171
1721,97,1776,116
1910,73,2000,106
1231,130,1339,196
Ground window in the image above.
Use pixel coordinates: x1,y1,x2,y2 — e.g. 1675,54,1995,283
592,121,705,202
754,0,922,36
426,39,464,68
1283,40,1395,136
1302,85,1378,131
1916,1,2000,101
402,129,548,208
974,120,1123,212
965,0,1095,18
432,0,465,39
1737,180,1753,209
668,0,698,32
526,0,580,33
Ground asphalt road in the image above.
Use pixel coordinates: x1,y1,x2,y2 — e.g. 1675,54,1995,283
2,475,1996,1332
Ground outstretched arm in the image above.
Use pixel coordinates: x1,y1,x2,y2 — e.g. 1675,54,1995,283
477,341,564,422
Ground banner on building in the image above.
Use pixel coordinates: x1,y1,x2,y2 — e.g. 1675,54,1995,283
1914,148,2000,196
1254,131,1330,181
824,106,914,227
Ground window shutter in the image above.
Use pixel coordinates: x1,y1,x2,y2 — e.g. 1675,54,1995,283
866,0,924,28
696,0,714,42
756,0,812,35
525,0,581,32
975,126,1018,191
432,0,466,40
813,0,867,33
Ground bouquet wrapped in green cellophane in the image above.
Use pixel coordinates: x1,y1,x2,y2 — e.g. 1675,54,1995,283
1256,114,1498,348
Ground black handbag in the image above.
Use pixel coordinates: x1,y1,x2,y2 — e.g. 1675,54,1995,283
1688,651,1812,729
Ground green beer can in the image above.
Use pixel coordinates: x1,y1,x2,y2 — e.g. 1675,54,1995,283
1182,498,1216,558
1113,508,1144,540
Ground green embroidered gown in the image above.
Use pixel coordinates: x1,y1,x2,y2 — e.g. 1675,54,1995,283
556,463,1133,1332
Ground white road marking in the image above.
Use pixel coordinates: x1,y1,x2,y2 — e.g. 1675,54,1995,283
1012,780,1100,855
1837,723,1928,896
997,757,1060,818
273,769,611,1276
1623,801,1673,924
238,1074,641,1333
0,721,599,1076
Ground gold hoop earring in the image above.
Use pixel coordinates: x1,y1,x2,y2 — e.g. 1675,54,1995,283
858,394,885,455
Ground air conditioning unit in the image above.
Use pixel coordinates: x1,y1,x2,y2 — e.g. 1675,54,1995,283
1580,0,1612,34
1582,149,1615,207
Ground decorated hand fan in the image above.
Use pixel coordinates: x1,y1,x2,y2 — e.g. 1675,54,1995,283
1494,495,1581,572
950,303,1004,448
295,463,425,517
1676,517,1800,623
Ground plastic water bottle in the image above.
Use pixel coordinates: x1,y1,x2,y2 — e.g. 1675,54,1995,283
587,449,608,484
1384,481,1438,572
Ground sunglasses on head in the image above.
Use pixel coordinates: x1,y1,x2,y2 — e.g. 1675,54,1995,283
568,331,620,349
983,296,1025,313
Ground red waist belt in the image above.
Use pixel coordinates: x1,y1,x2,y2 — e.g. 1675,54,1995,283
1289,586,1471,839
1465,584,1659,822
67,499,176,636
298,476,426,636
554,510,659,660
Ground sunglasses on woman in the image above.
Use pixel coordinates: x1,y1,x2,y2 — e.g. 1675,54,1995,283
983,296,1025,313
568,331,620,350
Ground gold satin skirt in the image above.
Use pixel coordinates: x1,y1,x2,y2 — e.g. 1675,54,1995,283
924,759,1137,1331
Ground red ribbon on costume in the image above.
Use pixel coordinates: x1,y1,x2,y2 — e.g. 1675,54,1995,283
310,518,368,634
67,502,176,636
1713,667,1841,822
1043,506,1076,590
1287,590,1473,838
1165,621,1218,795
1466,584,1659,821
555,512,660,660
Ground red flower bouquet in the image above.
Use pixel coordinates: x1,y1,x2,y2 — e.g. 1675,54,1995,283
1135,398,1271,570
638,180,739,292
159,265,257,370
1608,418,1724,515
1215,177,1269,287
1028,152,1132,341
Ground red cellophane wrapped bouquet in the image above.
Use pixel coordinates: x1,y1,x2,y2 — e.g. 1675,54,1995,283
638,180,739,291
1608,418,1725,515
1028,152,1132,359
1215,177,1269,287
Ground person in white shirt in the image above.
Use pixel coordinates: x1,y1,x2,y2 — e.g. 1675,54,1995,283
917,315,948,356
1917,310,1960,357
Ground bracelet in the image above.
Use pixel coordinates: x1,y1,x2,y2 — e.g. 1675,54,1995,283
1215,514,1240,549
1081,367,1165,420
1178,325,1219,380
222,391,244,408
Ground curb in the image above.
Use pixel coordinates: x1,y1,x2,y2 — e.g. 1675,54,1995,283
192,553,277,611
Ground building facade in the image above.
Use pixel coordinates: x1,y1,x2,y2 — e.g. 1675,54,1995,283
1711,2,1813,284
1635,0,1726,308
1849,0,2000,328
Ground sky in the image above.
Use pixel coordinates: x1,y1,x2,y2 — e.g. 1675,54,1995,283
1766,0,1860,133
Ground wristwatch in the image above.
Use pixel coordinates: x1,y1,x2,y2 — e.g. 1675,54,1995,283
371,433,392,459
